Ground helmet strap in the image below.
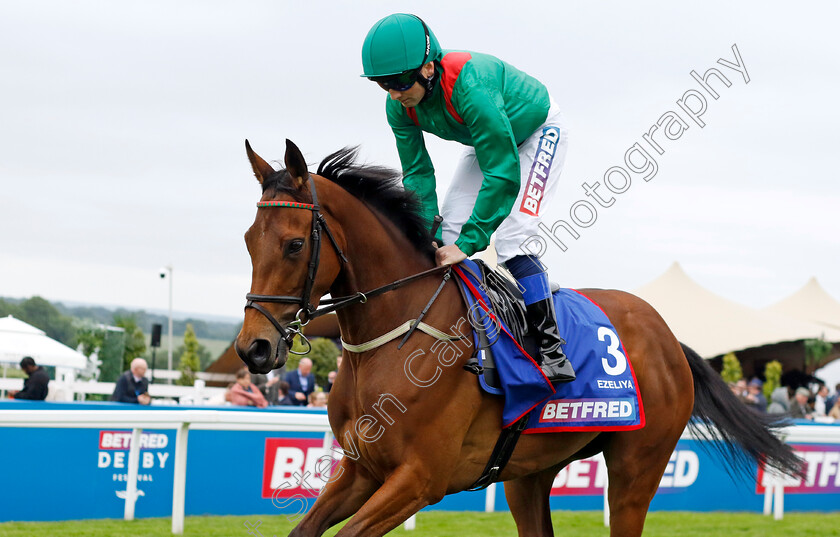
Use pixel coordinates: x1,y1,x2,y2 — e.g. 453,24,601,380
418,65,439,103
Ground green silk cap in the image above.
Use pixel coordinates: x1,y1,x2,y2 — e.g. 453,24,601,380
361,14,441,77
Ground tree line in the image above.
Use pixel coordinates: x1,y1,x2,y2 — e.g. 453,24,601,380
0,296,237,382
1,296,241,342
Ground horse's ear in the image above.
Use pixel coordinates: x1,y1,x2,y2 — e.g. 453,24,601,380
284,139,309,189
245,139,275,185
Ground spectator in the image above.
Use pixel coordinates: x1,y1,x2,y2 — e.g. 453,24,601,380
744,378,767,413
767,387,790,415
263,369,283,405
251,372,268,399
829,397,840,421
111,358,151,405
814,385,830,417
229,368,268,408
789,387,813,420
728,381,748,404
275,381,295,406
826,383,840,411
285,358,316,406
308,391,328,408
9,356,49,401
325,354,342,393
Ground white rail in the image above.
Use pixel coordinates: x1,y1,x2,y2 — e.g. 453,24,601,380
0,377,228,404
149,369,236,383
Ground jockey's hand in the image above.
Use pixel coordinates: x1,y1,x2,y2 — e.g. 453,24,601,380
435,244,467,266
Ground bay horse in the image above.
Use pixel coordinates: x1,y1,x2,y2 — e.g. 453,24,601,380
235,140,801,537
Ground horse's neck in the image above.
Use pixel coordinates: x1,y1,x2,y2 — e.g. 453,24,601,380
322,183,472,408
324,192,442,345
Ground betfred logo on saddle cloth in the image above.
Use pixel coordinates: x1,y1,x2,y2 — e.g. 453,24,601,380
453,260,644,432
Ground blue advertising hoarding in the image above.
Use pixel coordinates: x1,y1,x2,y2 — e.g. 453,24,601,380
0,401,837,522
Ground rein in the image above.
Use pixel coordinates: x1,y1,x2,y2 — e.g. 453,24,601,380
245,175,452,353
246,172,517,493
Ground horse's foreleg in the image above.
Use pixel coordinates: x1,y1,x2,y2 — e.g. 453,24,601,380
288,458,378,537
333,464,438,537
505,466,559,537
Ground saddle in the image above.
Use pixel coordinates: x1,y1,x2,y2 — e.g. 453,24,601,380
455,260,558,391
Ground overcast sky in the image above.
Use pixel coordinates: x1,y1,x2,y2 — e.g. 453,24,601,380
1,1,838,320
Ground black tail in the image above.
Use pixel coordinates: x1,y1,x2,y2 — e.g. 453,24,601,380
682,343,803,479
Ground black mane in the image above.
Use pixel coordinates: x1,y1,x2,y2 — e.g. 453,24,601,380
261,147,434,258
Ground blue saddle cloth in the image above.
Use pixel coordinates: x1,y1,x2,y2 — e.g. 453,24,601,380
452,260,645,433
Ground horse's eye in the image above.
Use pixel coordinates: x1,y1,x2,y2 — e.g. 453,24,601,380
286,239,305,255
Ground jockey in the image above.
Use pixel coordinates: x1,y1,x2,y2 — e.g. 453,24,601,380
361,13,575,383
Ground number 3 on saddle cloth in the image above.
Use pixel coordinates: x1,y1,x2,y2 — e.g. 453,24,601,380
452,259,645,433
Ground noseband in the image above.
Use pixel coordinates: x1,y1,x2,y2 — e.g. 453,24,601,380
245,175,448,354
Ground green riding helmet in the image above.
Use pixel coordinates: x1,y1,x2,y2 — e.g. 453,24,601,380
361,13,442,78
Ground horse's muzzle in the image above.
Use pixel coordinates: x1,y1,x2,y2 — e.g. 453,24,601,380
235,337,288,374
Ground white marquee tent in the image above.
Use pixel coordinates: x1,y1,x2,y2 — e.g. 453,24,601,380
0,315,87,370
764,277,840,388
764,277,840,331
633,263,840,358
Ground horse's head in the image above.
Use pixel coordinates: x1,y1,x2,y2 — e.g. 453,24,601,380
235,140,344,373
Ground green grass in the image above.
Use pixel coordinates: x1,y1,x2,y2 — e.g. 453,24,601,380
143,336,233,359
0,367,26,379
1,511,838,537
196,337,233,360
142,337,232,371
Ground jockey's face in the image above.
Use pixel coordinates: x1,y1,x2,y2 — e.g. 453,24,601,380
387,83,425,108
384,62,435,109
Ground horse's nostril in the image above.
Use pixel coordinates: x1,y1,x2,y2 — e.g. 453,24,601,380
248,339,272,369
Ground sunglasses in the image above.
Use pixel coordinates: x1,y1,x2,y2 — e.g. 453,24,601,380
372,68,421,92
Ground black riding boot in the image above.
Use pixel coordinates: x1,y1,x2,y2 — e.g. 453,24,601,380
526,297,576,383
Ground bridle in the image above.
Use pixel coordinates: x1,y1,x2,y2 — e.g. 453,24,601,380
244,175,448,354
244,175,346,353
245,173,509,495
